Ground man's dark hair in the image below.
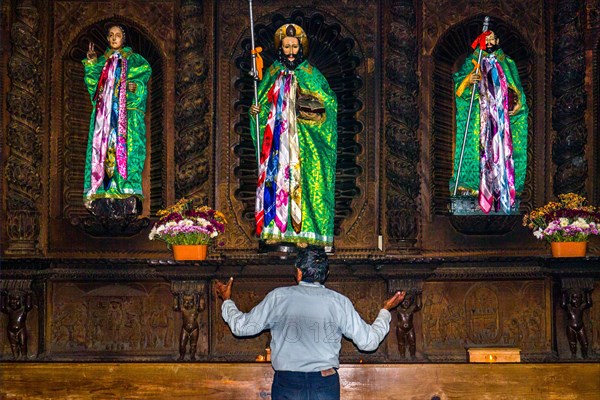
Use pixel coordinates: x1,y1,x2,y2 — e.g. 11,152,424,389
295,246,329,283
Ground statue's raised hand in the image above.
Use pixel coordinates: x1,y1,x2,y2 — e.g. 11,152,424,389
86,42,97,62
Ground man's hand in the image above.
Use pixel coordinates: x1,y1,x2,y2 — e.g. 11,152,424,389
249,104,262,116
383,291,406,311
214,277,234,301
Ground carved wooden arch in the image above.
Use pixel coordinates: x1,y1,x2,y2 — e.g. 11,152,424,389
230,9,365,243
430,15,535,215
60,18,166,226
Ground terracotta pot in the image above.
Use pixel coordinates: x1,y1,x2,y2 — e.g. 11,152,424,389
172,244,208,261
550,242,587,258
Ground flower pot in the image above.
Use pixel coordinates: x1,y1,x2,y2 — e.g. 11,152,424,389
172,244,208,261
550,242,587,258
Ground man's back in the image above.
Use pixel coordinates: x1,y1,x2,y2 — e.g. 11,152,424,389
222,281,392,372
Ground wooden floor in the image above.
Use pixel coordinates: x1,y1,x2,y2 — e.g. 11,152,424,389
1,363,599,399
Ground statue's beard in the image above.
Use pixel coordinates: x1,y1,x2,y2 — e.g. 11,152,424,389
486,44,499,53
278,49,304,70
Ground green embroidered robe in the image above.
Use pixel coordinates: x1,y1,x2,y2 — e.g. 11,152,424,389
450,48,528,195
82,47,151,205
250,60,338,246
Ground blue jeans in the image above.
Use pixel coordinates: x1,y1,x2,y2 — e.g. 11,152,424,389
271,370,340,400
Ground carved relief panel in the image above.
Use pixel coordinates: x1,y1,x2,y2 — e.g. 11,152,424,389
210,280,287,360
215,0,380,255
327,280,387,362
421,280,551,361
49,281,178,359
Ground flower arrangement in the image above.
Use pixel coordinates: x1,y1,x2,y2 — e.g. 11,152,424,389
522,193,600,242
149,198,227,246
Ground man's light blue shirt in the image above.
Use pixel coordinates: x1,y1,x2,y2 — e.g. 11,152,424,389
221,281,392,372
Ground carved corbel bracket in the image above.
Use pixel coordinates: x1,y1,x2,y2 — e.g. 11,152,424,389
171,281,207,361
0,280,35,360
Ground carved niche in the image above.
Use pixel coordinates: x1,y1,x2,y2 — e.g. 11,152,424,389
60,22,165,236
216,1,379,255
49,1,174,248
430,17,535,234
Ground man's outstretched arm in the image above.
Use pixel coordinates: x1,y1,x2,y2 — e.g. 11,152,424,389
215,277,276,337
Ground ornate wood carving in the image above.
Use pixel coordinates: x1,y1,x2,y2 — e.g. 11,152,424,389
4,0,43,255
2,257,599,362
429,17,535,238
171,281,207,360
49,282,177,358
387,281,424,360
0,280,35,360
175,0,211,201
586,0,600,29
421,281,551,362
422,0,543,55
328,280,386,362
383,0,420,252
217,1,378,254
49,2,173,246
552,0,587,195
210,280,281,360
590,281,600,357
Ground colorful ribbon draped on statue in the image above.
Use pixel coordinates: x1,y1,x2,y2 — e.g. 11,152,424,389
90,52,129,196
251,60,337,246
256,70,302,236
478,54,516,214
83,47,152,205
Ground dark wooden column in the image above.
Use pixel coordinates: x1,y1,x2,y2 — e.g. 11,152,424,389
552,0,588,195
383,0,421,253
175,0,212,203
4,0,43,255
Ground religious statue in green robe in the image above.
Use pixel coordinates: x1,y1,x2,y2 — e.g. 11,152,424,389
82,25,151,214
250,23,337,246
450,31,528,214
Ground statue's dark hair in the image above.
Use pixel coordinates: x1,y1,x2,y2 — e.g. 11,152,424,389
295,246,329,283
